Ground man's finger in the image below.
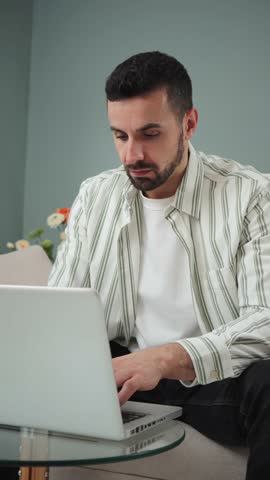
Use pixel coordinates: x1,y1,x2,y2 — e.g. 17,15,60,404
118,378,138,405
114,368,132,387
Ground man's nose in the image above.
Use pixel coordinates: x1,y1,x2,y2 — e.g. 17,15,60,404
124,140,144,165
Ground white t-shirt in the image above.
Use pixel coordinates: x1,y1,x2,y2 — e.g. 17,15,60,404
128,192,200,352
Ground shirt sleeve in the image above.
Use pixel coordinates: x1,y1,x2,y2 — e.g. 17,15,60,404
48,180,91,288
177,186,270,386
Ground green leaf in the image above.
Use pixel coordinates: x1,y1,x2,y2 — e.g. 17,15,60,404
28,228,44,240
40,240,54,261
40,239,53,248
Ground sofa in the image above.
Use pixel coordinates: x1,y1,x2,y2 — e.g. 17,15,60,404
0,246,248,479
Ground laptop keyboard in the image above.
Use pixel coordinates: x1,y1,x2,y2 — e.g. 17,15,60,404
121,411,147,424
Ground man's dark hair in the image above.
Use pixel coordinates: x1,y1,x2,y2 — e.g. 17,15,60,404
105,51,193,119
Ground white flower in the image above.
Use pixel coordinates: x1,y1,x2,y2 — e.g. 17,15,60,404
47,213,65,228
6,242,15,249
15,239,30,250
59,231,66,242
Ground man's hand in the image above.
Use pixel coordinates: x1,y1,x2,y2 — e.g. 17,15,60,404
112,343,195,405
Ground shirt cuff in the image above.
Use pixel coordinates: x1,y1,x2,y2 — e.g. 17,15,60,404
176,331,234,385
180,377,199,388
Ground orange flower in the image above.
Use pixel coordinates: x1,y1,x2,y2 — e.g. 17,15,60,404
15,239,30,250
56,208,70,224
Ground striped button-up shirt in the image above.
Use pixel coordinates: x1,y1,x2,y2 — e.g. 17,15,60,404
48,143,270,385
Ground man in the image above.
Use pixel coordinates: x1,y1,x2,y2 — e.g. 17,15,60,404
48,51,270,478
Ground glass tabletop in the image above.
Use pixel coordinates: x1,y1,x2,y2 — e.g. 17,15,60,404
0,421,185,467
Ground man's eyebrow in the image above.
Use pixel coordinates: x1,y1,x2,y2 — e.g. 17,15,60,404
110,123,161,133
137,123,161,132
110,126,125,133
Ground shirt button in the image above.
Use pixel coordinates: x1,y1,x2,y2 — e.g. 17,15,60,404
210,370,219,380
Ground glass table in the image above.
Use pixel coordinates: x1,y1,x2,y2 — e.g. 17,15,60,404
0,421,185,479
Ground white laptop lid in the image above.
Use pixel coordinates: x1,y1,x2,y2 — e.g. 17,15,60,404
0,286,125,440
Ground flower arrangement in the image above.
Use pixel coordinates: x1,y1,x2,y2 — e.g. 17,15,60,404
6,208,70,261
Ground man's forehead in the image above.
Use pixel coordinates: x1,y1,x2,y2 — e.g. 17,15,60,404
107,88,168,111
107,89,171,129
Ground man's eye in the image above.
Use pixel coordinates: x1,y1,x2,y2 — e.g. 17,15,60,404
144,131,160,137
115,135,128,141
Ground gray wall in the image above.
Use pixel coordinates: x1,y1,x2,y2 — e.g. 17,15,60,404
23,0,270,235
0,0,33,250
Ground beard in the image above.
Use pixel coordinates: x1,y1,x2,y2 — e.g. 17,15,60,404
125,130,185,192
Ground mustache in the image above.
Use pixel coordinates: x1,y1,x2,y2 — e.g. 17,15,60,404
125,161,157,171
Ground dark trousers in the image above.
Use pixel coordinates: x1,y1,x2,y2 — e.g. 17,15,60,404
0,468,18,479
110,341,270,480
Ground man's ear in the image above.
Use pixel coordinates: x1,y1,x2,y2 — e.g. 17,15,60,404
183,108,198,141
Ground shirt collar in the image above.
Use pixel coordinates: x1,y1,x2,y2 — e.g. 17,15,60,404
172,142,204,218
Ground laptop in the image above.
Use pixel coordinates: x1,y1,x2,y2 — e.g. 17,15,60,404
0,285,182,440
